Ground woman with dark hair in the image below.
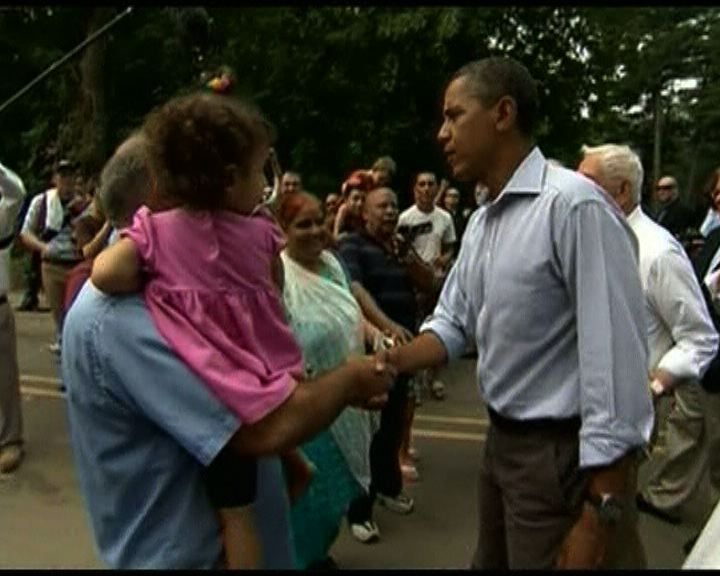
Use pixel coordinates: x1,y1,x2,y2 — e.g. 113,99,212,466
333,169,374,240
436,184,467,242
699,168,720,238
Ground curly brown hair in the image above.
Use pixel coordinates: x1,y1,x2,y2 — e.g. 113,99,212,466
142,92,274,211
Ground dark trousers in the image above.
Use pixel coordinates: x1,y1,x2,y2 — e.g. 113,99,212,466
21,253,41,306
347,375,409,524
471,411,646,569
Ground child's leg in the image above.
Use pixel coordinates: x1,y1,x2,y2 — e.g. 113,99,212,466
218,505,261,569
202,447,259,568
281,448,315,504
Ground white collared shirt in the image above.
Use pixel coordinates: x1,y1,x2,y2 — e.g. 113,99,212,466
422,147,653,468
628,206,718,381
0,162,27,295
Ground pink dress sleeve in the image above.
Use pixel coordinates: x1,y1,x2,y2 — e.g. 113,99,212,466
120,205,157,274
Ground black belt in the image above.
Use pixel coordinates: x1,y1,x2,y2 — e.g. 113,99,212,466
0,294,7,306
487,407,581,435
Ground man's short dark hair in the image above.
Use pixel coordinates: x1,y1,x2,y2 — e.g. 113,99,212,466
414,171,437,185
451,57,539,137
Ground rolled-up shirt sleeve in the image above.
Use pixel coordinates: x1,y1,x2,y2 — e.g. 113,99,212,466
0,162,26,237
556,201,654,468
421,213,480,361
648,250,719,381
21,194,43,235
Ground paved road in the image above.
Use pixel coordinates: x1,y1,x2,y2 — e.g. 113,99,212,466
0,299,707,568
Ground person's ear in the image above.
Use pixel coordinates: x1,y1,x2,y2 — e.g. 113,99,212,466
493,96,518,133
620,180,633,204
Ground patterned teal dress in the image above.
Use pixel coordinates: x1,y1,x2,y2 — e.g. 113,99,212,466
281,250,378,569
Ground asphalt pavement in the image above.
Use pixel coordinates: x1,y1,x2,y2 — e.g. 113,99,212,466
0,295,707,569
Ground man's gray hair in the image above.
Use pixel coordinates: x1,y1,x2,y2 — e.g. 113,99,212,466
98,133,152,228
581,143,644,205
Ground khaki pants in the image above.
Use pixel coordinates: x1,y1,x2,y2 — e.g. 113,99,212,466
41,260,76,340
642,382,720,516
471,418,646,569
0,299,23,448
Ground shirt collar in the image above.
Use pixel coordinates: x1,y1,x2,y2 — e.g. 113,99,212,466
627,205,643,227
498,146,546,198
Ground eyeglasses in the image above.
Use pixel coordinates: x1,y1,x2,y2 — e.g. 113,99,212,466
656,184,675,191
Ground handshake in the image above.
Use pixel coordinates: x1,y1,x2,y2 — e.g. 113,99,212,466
343,332,406,410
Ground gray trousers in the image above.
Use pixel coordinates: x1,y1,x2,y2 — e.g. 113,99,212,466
471,420,646,569
0,299,23,448
642,381,720,516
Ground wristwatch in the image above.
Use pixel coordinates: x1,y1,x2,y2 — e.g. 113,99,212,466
585,492,623,526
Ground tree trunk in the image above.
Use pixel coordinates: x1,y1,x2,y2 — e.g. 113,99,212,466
77,7,113,174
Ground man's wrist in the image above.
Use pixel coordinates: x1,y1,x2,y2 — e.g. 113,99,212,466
580,501,612,537
584,490,624,528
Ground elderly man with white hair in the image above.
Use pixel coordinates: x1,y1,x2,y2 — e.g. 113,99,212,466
578,143,720,528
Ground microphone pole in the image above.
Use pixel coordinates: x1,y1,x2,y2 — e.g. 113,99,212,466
0,6,134,116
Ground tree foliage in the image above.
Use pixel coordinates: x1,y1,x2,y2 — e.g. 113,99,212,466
1,6,719,212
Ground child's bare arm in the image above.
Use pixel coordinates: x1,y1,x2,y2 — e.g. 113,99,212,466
91,238,142,293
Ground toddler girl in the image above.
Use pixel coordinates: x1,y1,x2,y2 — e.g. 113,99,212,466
91,92,310,568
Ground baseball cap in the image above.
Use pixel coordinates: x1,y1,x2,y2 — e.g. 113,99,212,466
55,159,76,173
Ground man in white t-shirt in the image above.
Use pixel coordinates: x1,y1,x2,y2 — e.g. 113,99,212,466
399,172,456,272
396,172,457,480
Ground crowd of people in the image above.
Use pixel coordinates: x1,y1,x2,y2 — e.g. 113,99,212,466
2,55,720,569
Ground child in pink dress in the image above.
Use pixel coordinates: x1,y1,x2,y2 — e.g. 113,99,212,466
91,92,310,568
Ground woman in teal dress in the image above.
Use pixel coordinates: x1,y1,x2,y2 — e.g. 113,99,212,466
277,192,382,569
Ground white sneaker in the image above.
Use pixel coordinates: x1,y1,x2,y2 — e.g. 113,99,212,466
377,491,414,514
350,520,380,543
430,380,445,400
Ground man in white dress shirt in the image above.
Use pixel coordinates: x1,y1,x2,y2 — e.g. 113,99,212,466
0,162,27,473
578,143,720,525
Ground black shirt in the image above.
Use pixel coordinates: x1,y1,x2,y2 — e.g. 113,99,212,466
337,231,417,331
654,197,697,238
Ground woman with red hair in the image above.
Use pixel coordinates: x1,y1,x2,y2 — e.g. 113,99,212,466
333,169,375,240
278,192,384,567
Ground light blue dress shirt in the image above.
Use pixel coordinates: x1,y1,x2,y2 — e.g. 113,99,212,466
422,147,654,468
61,282,294,568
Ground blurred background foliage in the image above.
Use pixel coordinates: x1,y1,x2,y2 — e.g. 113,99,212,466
1,6,720,213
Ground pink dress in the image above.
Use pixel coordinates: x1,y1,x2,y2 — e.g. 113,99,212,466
121,206,303,424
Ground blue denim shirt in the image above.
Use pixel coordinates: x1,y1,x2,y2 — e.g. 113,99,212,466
61,283,294,568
